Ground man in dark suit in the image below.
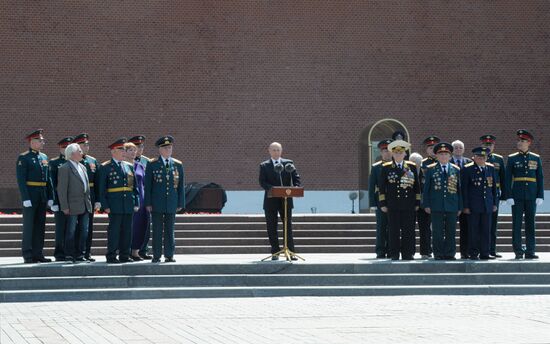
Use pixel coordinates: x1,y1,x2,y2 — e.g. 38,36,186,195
450,140,472,259
259,142,301,261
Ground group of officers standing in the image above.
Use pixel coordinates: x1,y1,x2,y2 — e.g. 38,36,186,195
16,129,185,264
369,130,544,260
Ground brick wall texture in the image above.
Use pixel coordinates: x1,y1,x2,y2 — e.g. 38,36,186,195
1,1,549,207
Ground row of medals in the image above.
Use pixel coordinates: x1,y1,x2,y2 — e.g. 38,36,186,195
153,168,179,188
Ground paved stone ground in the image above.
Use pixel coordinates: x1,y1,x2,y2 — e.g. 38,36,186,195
1,295,550,344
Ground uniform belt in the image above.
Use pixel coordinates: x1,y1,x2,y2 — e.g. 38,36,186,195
89,183,94,187
107,187,132,192
26,181,47,187
513,177,537,182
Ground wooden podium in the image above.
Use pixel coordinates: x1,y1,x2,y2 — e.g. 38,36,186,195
262,186,305,262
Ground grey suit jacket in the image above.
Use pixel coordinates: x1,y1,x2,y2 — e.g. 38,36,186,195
57,161,92,215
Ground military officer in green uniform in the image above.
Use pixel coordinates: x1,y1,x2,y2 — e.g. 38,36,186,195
49,136,73,261
73,133,101,262
98,138,140,263
368,138,393,258
16,129,54,263
422,142,462,260
480,134,507,258
144,135,185,263
418,136,440,258
129,135,153,260
505,129,544,259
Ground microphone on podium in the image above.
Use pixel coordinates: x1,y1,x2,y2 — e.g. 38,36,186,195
284,163,296,186
274,163,284,186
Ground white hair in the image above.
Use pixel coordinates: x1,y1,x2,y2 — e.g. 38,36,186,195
409,152,423,166
65,143,81,159
451,140,464,148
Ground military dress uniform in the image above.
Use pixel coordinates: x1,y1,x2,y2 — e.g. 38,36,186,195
144,136,185,263
422,143,462,260
368,139,392,258
418,136,440,257
129,135,153,260
462,147,498,259
505,130,544,259
481,135,507,257
451,155,472,258
378,140,420,260
73,133,100,261
16,129,54,263
98,138,139,263
49,137,73,261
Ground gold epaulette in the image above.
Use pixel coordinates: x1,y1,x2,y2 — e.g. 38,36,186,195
464,162,474,168
427,162,437,168
450,163,460,171
509,152,520,157
382,161,393,167
492,153,503,158
486,162,494,167
405,160,415,166
20,151,30,156
150,157,159,163
50,156,60,161
372,161,382,167
421,158,430,162
141,155,151,161
172,158,182,164
101,160,111,166
529,152,540,157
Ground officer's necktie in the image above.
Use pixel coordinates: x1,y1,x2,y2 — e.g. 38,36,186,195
442,165,447,178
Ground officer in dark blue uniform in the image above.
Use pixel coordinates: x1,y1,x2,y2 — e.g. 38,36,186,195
368,139,393,258
73,133,101,262
129,135,153,260
462,147,498,260
418,136,440,258
16,129,54,263
378,140,420,260
480,134,507,258
144,136,185,263
422,142,462,260
98,138,140,263
505,129,544,259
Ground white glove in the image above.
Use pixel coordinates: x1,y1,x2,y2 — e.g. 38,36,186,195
47,200,54,208
536,198,544,206
499,200,507,207
94,202,101,210
23,200,32,208
507,199,515,206
370,207,377,211
51,205,59,212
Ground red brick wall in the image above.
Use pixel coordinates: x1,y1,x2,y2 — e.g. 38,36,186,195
1,1,549,207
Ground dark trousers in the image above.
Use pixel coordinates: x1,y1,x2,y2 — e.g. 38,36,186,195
22,202,47,260
512,200,537,255
139,217,152,256
458,213,469,256
374,208,389,256
468,212,491,258
53,211,67,259
85,211,95,258
431,211,458,258
151,212,176,259
490,202,500,255
417,208,432,255
106,213,133,260
65,212,89,260
264,206,295,254
387,209,416,259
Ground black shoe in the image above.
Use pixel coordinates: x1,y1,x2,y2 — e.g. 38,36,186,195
151,258,161,263
435,256,445,260
34,257,52,263
119,257,133,263
402,256,414,261
376,254,386,259
138,253,153,260
469,256,480,260
85,256,96,262
445,256,457,261
460,255,470,260
490,253,503,258
515,254,524,260
75,257,87,262
479,256,490,260
23,258,34,264
130,255,143,261
525,254,539,259
165,257,176,263
390,256,399,261
55,257,65,262
271,255,279,261
106,258,120,264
